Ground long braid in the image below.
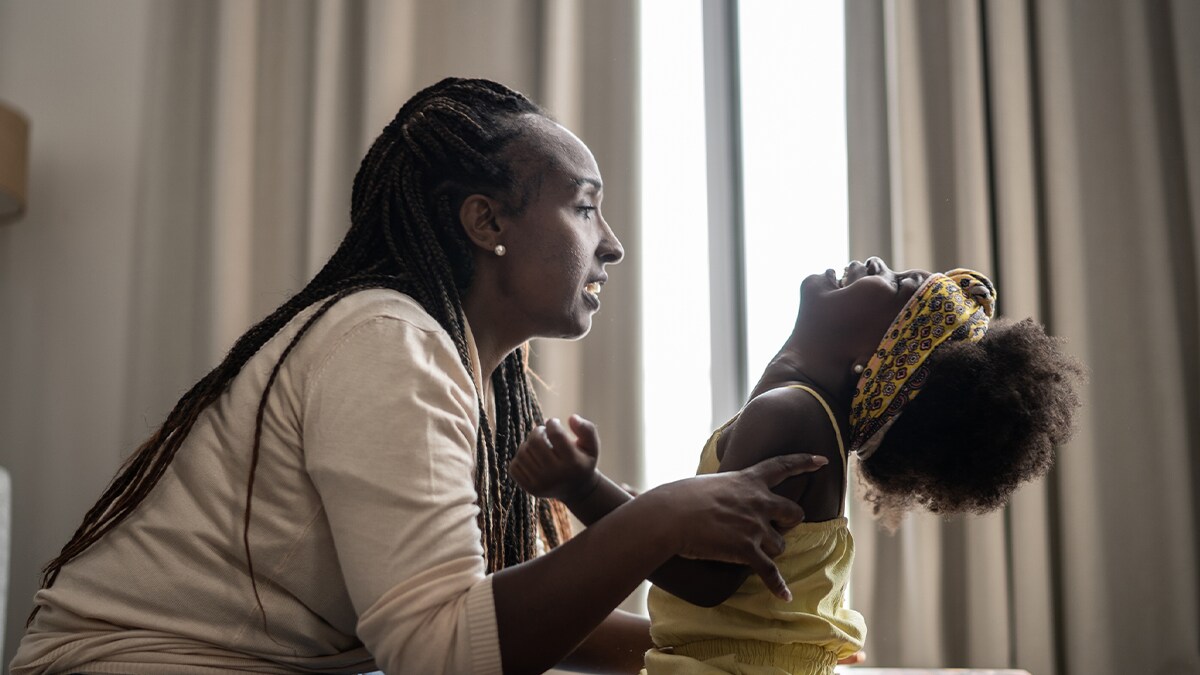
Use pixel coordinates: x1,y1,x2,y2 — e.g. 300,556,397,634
242,275,407,635
35,79,572,624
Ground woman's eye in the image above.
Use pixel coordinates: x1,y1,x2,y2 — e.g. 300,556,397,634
577,206,596,220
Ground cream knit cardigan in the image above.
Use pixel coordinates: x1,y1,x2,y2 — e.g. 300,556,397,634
13,290,502,675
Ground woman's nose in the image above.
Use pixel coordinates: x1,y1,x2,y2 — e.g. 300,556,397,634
599,221,624,264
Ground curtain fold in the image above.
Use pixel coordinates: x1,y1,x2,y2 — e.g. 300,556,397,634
0,0,640,661
128,0,642,489
845,1,1200,673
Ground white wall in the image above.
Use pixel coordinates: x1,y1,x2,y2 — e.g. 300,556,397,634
0,0,153,661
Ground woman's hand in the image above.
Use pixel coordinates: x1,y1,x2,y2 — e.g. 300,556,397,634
509,414,601,504
645,453,828,601
493,451,826,675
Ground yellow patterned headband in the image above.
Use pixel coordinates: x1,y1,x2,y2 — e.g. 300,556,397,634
849,268,996,458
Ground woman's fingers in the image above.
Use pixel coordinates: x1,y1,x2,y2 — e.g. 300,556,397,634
745,453,828,488
748,548,792,602
762,529,787,558
653,457,826,594
766,495,806,531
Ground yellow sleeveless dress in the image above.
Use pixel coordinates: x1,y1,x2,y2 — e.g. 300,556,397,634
642,385,866,675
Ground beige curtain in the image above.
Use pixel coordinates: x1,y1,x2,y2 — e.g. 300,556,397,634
845,1,1200,674
128,0,643,485
0,0,638,662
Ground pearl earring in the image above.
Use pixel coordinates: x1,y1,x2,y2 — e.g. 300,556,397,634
494,244,506,256
853,364,865,375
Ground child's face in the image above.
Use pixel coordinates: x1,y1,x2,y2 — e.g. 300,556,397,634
798,257,933,357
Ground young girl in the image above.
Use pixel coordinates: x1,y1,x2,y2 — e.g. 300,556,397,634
510,257,1083,674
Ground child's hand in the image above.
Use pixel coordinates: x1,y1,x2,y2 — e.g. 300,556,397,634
510,415,601,505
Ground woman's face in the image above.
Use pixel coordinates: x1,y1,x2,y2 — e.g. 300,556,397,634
798,257,933,358
491,116,624,340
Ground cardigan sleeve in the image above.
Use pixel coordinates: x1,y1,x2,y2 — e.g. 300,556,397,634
302,314,501,675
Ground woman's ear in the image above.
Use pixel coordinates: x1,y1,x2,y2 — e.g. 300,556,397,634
459,194,504,252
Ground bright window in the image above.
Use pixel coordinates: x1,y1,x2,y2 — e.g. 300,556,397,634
640,1,847,485
739,0,849,392
639,0,713,490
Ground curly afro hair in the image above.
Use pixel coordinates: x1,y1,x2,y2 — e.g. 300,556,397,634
856,317,1084,527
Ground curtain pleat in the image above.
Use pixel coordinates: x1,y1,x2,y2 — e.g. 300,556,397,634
846,1,1200,673
125,0,641,470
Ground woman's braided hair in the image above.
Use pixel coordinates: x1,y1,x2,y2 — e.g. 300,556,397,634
35,78,573,620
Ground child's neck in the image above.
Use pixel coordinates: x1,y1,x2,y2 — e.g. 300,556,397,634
758,342,859,415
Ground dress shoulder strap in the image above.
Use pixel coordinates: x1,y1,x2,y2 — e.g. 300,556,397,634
784,384,848,516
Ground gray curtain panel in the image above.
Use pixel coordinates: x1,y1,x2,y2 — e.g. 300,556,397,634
845,1,1200,674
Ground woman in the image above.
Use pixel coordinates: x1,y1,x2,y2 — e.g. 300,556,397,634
12,78,826,675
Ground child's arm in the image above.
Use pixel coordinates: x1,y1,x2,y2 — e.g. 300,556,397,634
716,386,842,508
510,401,833,607
508,415,643,527
671,386,842,600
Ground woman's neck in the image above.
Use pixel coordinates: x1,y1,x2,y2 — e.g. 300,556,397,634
461,288,519,380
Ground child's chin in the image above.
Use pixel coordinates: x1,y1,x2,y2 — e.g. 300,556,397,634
799,273,833,300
